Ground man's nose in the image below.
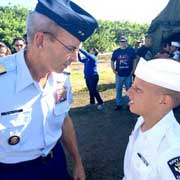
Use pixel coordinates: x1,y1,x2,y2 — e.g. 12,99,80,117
70,50,79,62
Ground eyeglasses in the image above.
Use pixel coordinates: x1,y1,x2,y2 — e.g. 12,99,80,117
43,32,78,53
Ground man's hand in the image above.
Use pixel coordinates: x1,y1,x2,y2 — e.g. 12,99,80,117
73,161,86,180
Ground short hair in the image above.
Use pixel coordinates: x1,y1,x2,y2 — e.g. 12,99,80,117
26,11,60,44
159,87,180,108
13,37,25,45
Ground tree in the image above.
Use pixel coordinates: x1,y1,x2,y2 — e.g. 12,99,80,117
0,5,148,53
0,5,29,50
84,20,149,52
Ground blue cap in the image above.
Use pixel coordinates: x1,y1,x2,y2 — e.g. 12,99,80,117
35,0,98,42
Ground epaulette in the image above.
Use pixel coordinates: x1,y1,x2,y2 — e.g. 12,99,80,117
0,64,7,75
0,56,17,75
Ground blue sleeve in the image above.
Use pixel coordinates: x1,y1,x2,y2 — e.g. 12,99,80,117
78,53,84,63
111,51,117,61
79,49,96,61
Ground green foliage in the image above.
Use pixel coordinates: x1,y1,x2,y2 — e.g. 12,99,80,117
0,5,149,52
84,20,149,52
0,5,29,49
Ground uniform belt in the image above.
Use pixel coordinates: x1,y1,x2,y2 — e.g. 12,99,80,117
0,150,54,169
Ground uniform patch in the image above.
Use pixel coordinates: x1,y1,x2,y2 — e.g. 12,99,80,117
55,81,67,103
168,156,180,179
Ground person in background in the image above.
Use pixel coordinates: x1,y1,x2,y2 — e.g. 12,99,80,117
123,58,180,180
134,40,142,53
13,37,26,52
169,41,180,61
0,42,11,57
78,48,104,110
0,0,98,179
111,36,136,110
154,42,170,59
23,34,28,45
136,35,153,61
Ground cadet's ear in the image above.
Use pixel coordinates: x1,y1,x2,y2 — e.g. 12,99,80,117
34,32,44,49
160,94,174,107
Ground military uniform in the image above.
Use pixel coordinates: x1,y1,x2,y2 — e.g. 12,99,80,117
0,50,72,178
123,110,180,180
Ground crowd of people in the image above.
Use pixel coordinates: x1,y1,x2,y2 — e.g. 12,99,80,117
111,34,180,112
0,36,26,58
1,0,180,179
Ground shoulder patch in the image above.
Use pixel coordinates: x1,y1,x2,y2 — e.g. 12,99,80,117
0,64,7,75
168,156,180,179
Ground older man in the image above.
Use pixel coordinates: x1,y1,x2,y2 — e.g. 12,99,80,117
123,58,180,180
0,0,98,179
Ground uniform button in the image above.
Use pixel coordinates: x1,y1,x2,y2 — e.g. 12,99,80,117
8,135,20,145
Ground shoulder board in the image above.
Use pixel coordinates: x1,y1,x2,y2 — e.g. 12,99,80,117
0,55,16,75
0,64,7,75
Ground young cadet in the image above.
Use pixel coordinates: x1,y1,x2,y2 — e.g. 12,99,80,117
123,58,180,180
0,0,98,179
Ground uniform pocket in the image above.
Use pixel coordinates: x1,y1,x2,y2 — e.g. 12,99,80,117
0,109,31,150
53,100,69,116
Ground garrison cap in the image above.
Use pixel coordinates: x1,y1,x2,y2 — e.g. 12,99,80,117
35,0,98,42
135,58,180,92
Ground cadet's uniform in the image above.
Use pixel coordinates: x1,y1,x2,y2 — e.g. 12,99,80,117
0,50,72,179
123,110,180,180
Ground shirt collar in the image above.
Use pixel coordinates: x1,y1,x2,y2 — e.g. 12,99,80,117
136,111,175,147
15,49,34,92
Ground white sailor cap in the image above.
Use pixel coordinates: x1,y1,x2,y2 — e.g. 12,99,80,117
135,58,180,92
171,41,180,48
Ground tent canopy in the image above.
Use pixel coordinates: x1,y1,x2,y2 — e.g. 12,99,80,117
148,0,180,54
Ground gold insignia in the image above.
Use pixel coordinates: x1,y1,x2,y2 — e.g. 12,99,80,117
175,162,180,173
0,64,6,74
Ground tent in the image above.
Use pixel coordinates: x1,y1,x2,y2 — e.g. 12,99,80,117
148,0,180,54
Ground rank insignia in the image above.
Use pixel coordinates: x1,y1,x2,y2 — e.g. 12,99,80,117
0,64,6,75
8,135,20,145
168,156,180,179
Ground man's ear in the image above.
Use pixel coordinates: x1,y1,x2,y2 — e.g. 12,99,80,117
34,32,44,48
160,94,174,107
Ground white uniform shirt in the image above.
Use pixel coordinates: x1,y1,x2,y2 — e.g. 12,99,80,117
0,50,73,163
123,110,180,180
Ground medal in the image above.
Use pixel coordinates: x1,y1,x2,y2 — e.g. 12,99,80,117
8,135,20,145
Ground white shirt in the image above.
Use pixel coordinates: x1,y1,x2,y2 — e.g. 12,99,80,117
0,50,73,163
123,110,180,180
172,50,180,61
